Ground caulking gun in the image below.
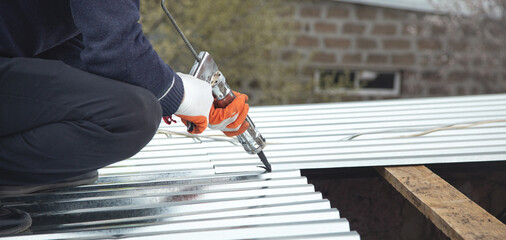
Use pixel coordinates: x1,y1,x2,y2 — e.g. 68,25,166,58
161,0,271,172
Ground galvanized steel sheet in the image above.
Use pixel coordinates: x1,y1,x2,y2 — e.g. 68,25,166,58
4,94,506,239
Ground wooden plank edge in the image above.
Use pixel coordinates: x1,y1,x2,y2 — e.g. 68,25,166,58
376,165,506,240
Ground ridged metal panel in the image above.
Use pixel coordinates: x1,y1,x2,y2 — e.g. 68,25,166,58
1,147,358,240
3,94,506,239
155,94,506,173
1,167,358,239
334,0,436,13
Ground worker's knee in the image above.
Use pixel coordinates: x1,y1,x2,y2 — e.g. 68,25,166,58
99,86,162,160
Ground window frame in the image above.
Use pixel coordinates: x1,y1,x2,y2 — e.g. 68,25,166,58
313,69,402,97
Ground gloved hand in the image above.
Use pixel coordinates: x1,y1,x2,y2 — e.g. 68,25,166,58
173,73,214,134
209,91,250,137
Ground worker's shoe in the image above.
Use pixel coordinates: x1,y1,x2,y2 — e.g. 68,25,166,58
0,206,32,235
0,170,98,196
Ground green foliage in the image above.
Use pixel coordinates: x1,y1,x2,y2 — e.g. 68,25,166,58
319,70,355,90
140,0,302,105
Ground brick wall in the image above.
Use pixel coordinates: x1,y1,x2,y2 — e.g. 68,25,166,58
279,0,506,101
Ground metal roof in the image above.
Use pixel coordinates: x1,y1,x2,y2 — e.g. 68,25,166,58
334,0,500,16
3,93,506,239
1,169,358,239
334,0,437,13
164,93,506,173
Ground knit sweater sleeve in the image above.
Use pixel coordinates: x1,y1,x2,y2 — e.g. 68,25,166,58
69,0,183,116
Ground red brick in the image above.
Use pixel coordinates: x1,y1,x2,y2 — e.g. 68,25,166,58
343,23,366,34
382,9,406,20
357,38,377,49
434,54,450,65
450,40,467,51
421,71,441,82
294,35,318,47
471,86,483,94
367,54,388,64
418,39,442,50
372,24,397,35
281,50,298,61
447,71,469,82
484,41,501,52
419,55,431,66
356,5,377,20
300,6,321,18
428,85,450,96
324,38,351,49
462,25,477,37
383,39,411,49
472,72,498,83
311,52,336,63
456,58,469,68
392,54,415,65
431,25,446,36
314,22,337,33
401,75,423,95
327,6,350,18
343,53,362,64
457,86,468,95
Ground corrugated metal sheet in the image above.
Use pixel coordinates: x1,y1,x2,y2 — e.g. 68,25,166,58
334,0,436,12
3,93,506,239
146,93,506,173
242,94,506,171
1,169,358,239
333,0,489,16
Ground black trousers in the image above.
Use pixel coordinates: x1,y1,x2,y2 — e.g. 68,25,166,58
0,57,162,185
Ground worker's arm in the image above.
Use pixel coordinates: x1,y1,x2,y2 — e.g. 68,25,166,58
69,0,249,135
69,0,183,116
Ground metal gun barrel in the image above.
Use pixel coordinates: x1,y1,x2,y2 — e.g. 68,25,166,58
161,1,271,171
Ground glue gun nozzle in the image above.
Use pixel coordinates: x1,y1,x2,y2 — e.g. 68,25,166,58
257,151,271,172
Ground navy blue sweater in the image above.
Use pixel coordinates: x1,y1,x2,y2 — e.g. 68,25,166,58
0,0,183,116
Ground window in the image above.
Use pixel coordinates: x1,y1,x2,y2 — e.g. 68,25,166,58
314,69,401,96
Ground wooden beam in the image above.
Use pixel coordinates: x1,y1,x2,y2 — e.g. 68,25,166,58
376,165,506,240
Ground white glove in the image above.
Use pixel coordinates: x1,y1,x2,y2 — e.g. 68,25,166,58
174,73,214,134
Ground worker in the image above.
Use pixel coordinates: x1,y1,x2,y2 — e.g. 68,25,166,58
0,0,250,235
